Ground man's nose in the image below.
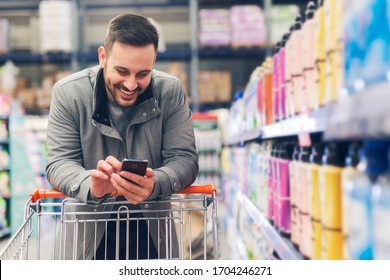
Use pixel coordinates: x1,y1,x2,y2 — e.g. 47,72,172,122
124,76,137,91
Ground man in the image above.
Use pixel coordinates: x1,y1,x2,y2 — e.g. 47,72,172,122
46,13,199,260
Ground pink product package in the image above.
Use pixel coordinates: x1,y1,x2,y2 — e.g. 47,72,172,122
278,158,291,234
278,46,286,120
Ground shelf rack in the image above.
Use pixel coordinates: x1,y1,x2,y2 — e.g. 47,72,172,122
237,191,303,260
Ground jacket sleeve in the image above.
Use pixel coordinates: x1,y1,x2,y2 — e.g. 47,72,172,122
45,82,96,203
149,78,199,200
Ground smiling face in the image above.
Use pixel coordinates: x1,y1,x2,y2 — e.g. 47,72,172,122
98,41,156,107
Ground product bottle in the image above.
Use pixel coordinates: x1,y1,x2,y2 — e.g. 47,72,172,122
341,141,361,260
348,140,390,260
272,143,281,228
278,143,294,236
314,0,326,107
256,66,265,128
291,15,304,114
289,143,300,248
297,146,311,258
262,141,272,215
264,58,273,125
278,33,289,121
272,42,280,123
285,25,294,118
301,2,317,112
333,0,344,101
319,142,348,259
372,147,390,260
324,0,344,103
267,142,275,223
309,142,324,259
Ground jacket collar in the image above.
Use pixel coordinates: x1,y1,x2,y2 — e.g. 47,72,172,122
92,67,155,126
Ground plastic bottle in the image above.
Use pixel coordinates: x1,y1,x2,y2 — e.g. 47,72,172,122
278,143,294,236
348,140,389,260
267,143,276,224
278,33,289,121
289,143,300,248
297,146,312,258
314,0,326,106
291,15,304,114
256,66,265,128
285,25,294,118
309,142,324,259
257,142,268,214
301,1,317,112
272,42,281,123
372,147,390,260
319,142,348,259
264,58,273,125
273,144,281,229
341,141,361,260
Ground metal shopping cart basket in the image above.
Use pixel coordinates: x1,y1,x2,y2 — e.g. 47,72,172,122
0,184,218,260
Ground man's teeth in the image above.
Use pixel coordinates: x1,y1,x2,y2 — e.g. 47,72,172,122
119,88,134,95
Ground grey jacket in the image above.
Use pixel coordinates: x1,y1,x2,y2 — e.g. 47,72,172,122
46,65,199,259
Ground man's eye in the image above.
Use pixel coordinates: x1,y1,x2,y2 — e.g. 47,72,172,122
137,73,148,78
117,70,128,75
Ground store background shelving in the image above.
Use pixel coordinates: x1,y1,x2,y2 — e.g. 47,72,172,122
0,0,318,259
0,0,284,114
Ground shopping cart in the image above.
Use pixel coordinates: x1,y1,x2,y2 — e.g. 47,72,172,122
0,184,218,260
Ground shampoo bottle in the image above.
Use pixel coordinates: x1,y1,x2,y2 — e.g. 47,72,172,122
278,143,294,236
298,146,312,259
302,2,317,112
372,147,390,260
348,140,389,260
290,143,301,248
341,141,361,260
314,0,326,106
319,142,348,259
309,142,324,259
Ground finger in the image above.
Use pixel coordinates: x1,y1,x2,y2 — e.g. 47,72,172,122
90,169,109,180
119,170,144,185
96,160,116,176
105,156,122,173
110,174,144,204
145,167,154,178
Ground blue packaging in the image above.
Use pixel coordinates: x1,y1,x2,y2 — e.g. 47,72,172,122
348,140,390,260
344,0,390,93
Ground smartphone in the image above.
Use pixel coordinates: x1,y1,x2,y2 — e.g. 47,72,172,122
121,158,148,176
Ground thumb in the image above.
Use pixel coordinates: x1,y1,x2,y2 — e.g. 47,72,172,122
145,167,154,178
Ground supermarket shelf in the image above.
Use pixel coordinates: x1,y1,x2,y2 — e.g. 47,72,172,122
0,46,266,64
261,106,328,139
0,0,189,11
324,82,390,140
83,0,189,9
226,217,249,260
225,108,328,145
225,128,262,146
0,52,72,64
228,82,390,143
198,46,266,59
237,191,303,260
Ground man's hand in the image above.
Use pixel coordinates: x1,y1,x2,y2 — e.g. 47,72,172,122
90,156,121,198
110,167,155,204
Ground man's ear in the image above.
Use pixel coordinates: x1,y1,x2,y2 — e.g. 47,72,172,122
98,46,106,68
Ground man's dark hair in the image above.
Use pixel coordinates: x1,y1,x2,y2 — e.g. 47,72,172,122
104,13,159,54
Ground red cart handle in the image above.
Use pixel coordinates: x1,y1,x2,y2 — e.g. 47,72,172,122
30,184,216,203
